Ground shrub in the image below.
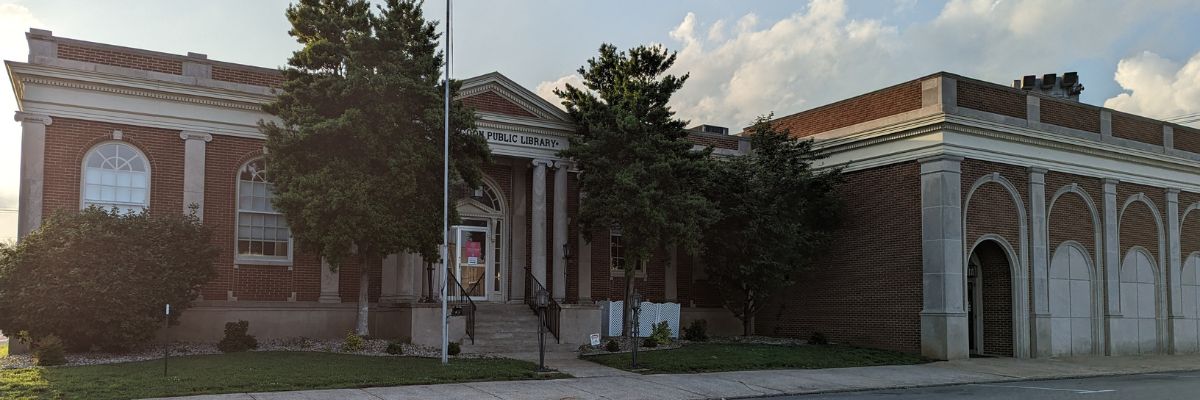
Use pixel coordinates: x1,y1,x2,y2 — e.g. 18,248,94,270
605,339,621,352
650,321,672,345
343,331,365,352
0,208,218,351
217,321,258,353
641,337,658,348
34,335,67,366
386,341,404,355
683,319,708,341
808,331,829,345
448,341,461,356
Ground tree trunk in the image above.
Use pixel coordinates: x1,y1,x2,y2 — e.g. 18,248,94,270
742,292,753,336
356,267,370,336
622,271,633,337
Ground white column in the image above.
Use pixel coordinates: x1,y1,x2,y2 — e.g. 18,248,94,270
380,253,401,303
15,112,51,240
319,258,341,303
552,161,569,301
399,253,419,301
578,228,593,303
1167,188,1185,353
531,159,551,289
510,162,529,301
1029,167,1051,357
179,131,212,219
919,155,968,360
1102,178,1120,355
382,252,420,304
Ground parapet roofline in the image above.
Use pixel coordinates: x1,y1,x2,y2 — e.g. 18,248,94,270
26,28,281,76
762,71,1194,135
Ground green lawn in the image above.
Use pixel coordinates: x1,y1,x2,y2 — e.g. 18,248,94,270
0,351,568,400
583,343,926,374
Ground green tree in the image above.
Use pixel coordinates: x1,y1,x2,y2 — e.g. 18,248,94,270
261,0,488,336
555,44,714,335
702,115,843,336
0,208,218,351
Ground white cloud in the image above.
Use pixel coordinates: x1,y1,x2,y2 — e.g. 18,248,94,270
0,3,42,241
534,73,584,110
534,0,1193,130
1104,51,1200,124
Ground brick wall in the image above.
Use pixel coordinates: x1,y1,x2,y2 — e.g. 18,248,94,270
756,161,923,353
212,65,284,88
1175,125,1200,155
687,133,741,150
42,117,184,217
962,160,1028,258
1045,172,1102,258
1112,113,1163,146
337,255,382,304
462,90,537,118
58,43,182,75
1117,184,1166,264
1181,192,1200,258
1041,99,1101,134
769,80,923,138
678,252,723,308
957,80,1026,120
202,135,326,302
976,240,1014,356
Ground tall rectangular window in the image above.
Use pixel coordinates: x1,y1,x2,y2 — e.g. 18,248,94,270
610,228,644,277
236,159,291,262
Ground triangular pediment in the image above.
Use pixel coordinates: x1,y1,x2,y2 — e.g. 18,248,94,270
459,72,571,123
457,198,500,216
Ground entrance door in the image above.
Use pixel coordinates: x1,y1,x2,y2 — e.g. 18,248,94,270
453,224,490,300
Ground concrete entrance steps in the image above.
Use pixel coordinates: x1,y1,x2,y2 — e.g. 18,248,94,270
462,303,578,354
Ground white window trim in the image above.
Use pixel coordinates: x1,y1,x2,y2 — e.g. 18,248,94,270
609,228,646,278
79,141,151,212
234,158,293,267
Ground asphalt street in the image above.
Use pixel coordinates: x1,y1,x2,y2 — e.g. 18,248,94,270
774,371,1200,399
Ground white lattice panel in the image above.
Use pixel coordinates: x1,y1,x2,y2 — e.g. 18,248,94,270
604,300,624,336
660,302,681,338
636,301,657,337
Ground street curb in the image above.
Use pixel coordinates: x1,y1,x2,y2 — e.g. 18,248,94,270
722,367,1200,399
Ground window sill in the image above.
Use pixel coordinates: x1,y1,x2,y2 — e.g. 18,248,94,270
235,258,294,270
609,270,646,279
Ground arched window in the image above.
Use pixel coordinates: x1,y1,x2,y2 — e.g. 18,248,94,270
82,142,149,213
236,159,291,262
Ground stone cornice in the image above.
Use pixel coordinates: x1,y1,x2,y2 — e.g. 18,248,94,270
460,83,560,121
475,118,575,138
179,131,213,142
18,74,265,112
8,61,271,111
459,72,571,122
13,111,52,125
817,112,1200,176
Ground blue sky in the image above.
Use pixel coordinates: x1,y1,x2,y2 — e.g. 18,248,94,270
2,0,1200,241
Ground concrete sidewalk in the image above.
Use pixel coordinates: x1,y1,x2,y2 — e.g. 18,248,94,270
148,354,1200,400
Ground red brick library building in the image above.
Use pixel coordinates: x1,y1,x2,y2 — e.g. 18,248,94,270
9,29,1200,359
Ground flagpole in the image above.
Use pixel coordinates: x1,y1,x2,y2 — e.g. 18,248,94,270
440,0,451,366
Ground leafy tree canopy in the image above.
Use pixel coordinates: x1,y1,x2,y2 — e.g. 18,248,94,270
555,44,714,269
702,115,843,335
262,0,488,266
0,208,218,351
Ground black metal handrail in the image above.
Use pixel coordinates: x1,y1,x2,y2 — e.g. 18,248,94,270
524,269,561,343
446,270,477,344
